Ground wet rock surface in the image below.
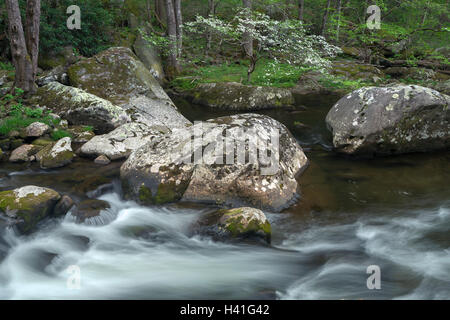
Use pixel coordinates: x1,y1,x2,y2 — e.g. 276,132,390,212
0,186,61,234
193,207,272,244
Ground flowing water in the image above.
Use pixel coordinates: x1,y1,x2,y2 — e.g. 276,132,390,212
0,95,449,299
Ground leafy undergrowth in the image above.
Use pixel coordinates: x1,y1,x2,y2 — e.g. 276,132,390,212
0,89,60,137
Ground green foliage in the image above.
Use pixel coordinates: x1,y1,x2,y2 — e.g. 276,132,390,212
0,61,14,71
82,125,94,132
171,59,314,90
39,0,116,56
51,130,73,141
0,91,58,136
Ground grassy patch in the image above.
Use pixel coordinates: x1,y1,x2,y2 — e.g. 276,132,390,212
171,59,314,90
0,92,60,136
318,75,370,91
51,130,73,141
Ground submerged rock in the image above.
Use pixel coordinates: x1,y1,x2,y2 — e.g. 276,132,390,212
0,186,61,234
194,207,271,244
121,113,308,212
325,85,450,156
39,137,75,169
190,82,295,110
33,82,129,134
80,122,168,160
67,47,190,130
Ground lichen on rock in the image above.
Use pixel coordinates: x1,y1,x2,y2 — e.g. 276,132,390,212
325,85,450,156
0,186,61,234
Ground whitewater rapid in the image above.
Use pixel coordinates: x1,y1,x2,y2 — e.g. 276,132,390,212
0,192,448,300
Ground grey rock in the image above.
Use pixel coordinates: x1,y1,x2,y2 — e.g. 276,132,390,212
325,85,450,156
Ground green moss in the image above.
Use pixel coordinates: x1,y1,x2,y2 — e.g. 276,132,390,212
0,189,60,233
139,185,153,205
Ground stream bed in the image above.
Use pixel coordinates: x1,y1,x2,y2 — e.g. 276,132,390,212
0,95,448,299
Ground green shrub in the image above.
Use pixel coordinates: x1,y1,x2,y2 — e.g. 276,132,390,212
51,130,73,141
38,0,116,56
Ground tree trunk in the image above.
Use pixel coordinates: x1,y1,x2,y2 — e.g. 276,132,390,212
242,0,253,58
5,0,39,95
155,0,166,28
25,0,41,88
173,0,182,58
321,0,332,36
336,0,342,42
298,0,304,22
164,0,180,76
206,0,216,55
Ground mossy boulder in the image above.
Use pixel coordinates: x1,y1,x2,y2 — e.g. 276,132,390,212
32,137,54,147
194,207,272,244
190,82,295,110
39,137,75,169
0,186,61,234
67,47,190,130
33,82,129,134
121,114,309,212
385,67,436,81
332,61,384,82
38,46,79,70
325,85,450,156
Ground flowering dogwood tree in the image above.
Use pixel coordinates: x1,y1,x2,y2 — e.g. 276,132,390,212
185,9,342,82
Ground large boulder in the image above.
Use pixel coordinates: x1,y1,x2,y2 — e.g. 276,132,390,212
120,114,309,212
193,207,272,244
0,186,61,233
79,122,168,160
325,85,450,156
190,82,295,110
39,137,75,169
34,82,129,134
67,47,190,129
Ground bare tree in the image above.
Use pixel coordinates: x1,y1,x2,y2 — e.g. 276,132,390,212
320,0,332,36
206,0,219,55
336,0,342,41
164,0,181,76
5,0,41,95
173,0,182,57
242,0,253,58
298,0,304,21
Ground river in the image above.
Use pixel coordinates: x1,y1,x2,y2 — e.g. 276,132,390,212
0,95,448,299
